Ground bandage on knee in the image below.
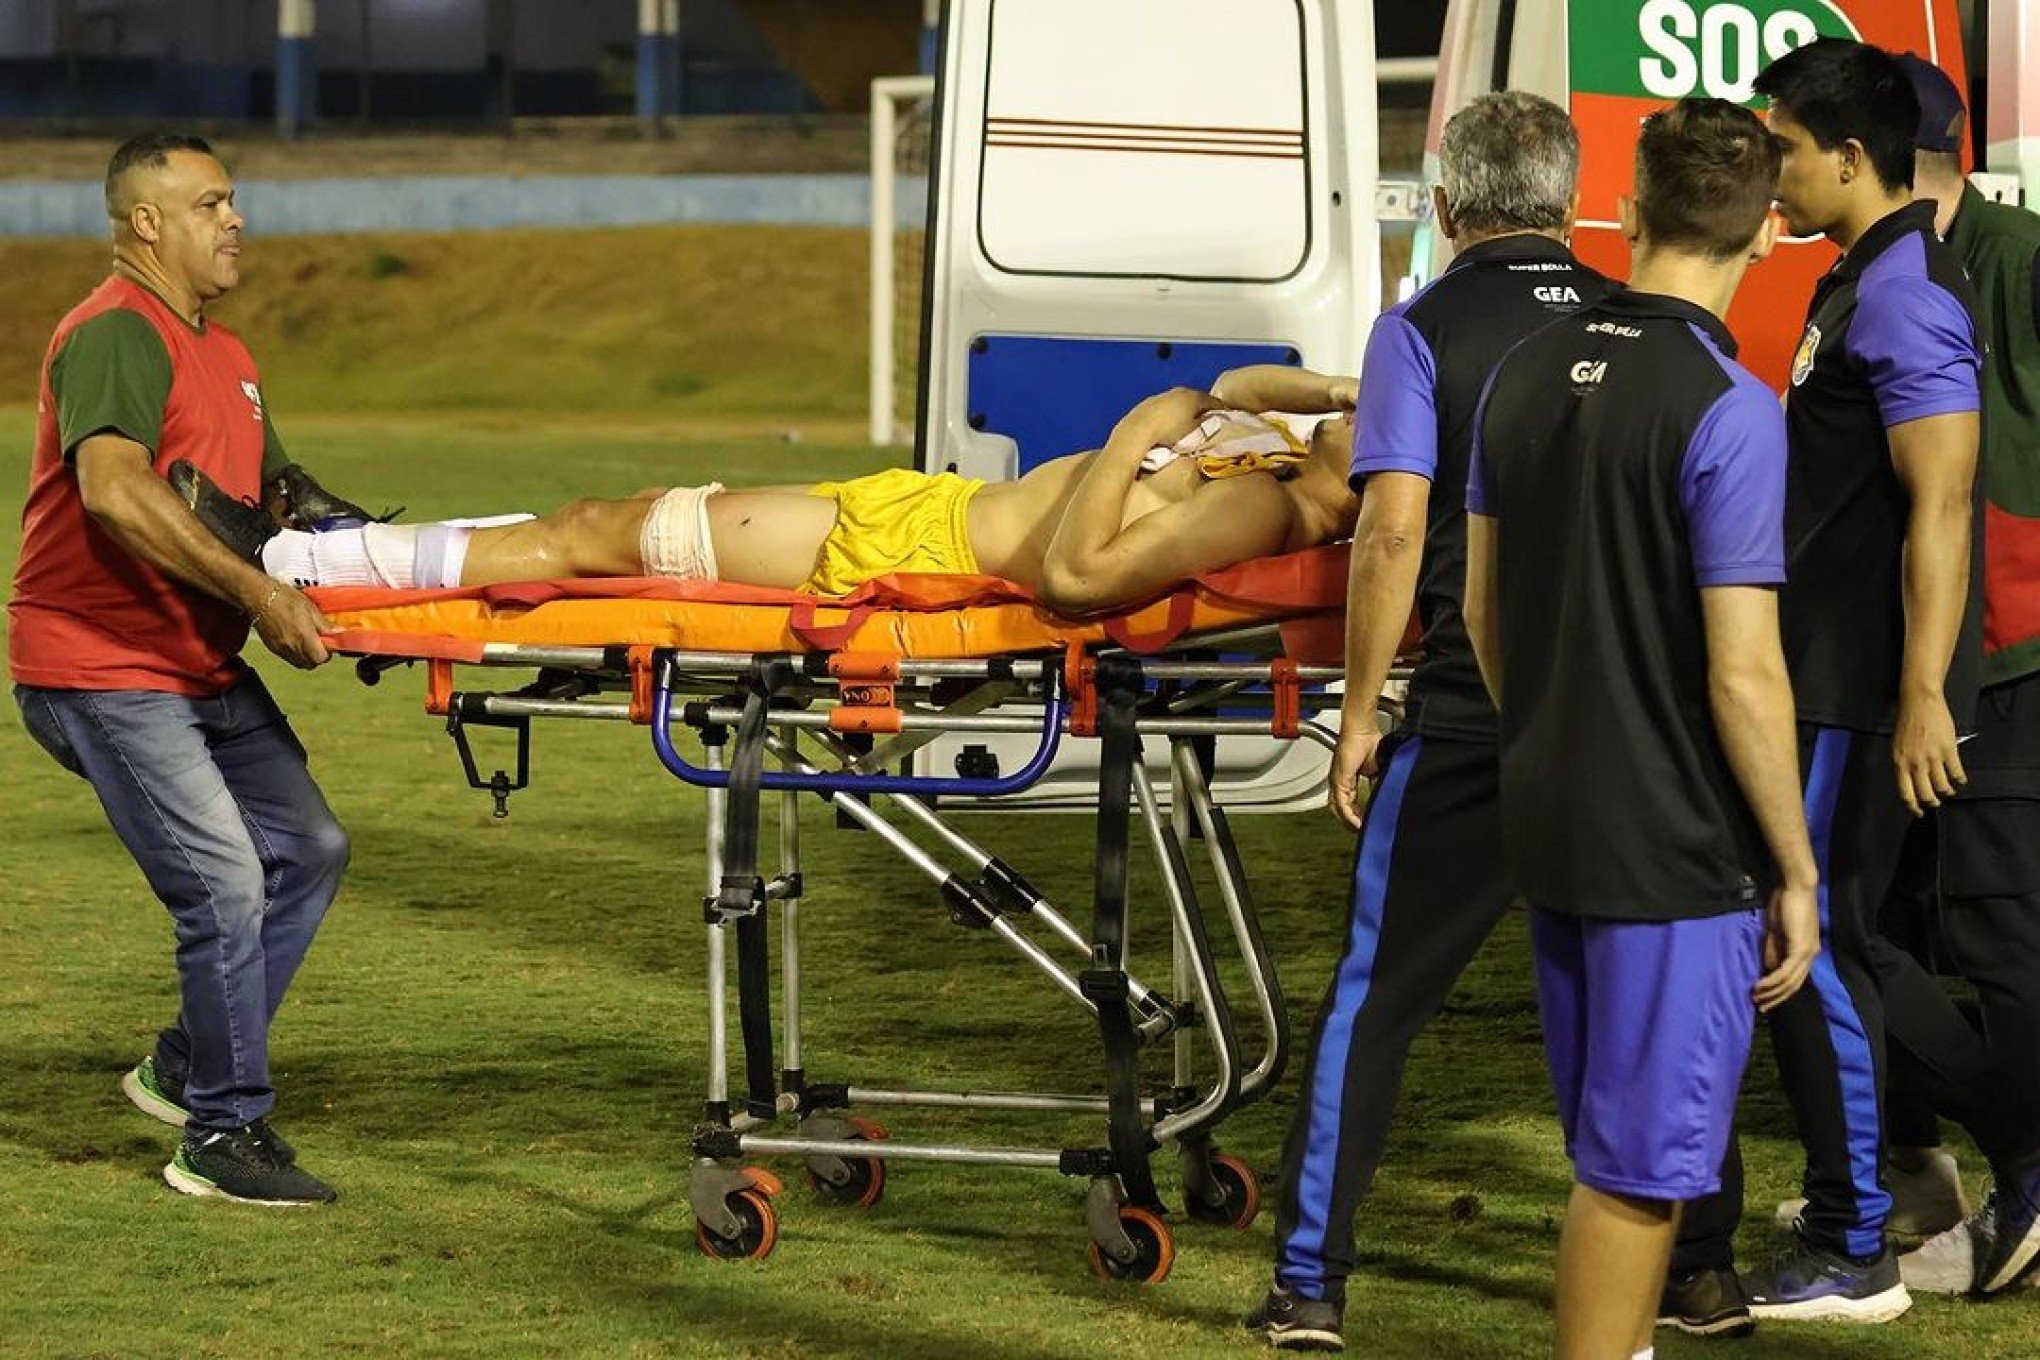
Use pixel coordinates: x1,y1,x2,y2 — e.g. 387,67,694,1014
639,483,725,580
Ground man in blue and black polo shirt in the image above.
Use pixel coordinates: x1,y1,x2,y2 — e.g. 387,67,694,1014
1243,91,1612,1352
1465,98,1820,1360
1673,39,1987,1326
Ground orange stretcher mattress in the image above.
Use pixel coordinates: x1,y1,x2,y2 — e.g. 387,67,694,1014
314,545,1354,665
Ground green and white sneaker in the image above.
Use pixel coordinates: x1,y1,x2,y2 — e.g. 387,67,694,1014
164,1122,336,1206
121,1056,188,1128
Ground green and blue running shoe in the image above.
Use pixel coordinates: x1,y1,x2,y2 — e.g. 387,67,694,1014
120,1056,187,1128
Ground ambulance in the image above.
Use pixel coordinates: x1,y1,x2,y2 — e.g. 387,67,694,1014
911,0,2028,806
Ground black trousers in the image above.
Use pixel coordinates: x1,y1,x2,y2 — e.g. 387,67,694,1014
1269,731,1513,1304
1884,672,2040,1171
1677,724,1914,1269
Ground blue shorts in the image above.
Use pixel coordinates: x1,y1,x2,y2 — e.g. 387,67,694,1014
1531,906,1763,1201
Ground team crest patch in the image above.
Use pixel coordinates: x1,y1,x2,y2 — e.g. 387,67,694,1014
1790,325,1822,388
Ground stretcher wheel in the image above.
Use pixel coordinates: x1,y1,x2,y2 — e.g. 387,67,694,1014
694,1188,779,1261
1187,1153,1261,1230
742,1166,785,1198
1087,1205,1175,1284
809,1153,886,1208
808,1114,891,1208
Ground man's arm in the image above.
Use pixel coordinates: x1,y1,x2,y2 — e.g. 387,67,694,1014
75,435,330,668
1848,274,1982,814
1038,388,1300,613
1701,586,1819,1010
1209,365,1358,413
1464,511,1501,707
1328,473,1428,830
1889,410,1979,815
1325,309,1440,827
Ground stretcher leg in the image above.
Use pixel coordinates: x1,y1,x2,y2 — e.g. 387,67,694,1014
800,729,1176,1022
1173,739,1289,1103
871,785,1168,1007
702,735,732,1124
1169,768,1198,1101
777,736,805,1098
1133,761,1241,1140
1082,666,1165,1218
769,731,1167,1019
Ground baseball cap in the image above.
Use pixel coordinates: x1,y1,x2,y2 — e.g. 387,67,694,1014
1897,52,1966,153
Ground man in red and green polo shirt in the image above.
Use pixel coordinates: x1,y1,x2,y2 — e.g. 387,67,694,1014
10,134,368,1205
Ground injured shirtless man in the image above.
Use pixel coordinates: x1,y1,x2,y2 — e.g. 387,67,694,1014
176,368,1360,616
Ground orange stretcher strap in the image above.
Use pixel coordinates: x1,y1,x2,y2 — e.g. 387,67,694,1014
312,545,1360,664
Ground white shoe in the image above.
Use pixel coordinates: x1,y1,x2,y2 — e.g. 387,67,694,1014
1773,1147,1970,1238
1897,1182,2040,1296
1901,1213,1980,1294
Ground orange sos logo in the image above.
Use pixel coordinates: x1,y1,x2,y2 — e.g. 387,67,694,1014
1572,0,1861,105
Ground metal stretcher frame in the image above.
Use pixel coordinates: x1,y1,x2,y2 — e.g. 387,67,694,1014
334,601,1352,1282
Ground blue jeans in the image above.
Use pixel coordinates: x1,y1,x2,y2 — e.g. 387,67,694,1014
16,672,348,1132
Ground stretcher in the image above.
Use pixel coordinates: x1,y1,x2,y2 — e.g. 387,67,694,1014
317,544,1370,1282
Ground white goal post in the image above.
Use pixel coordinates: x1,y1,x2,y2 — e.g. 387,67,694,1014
869,73,936,447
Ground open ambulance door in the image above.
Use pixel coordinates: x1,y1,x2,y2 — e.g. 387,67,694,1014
913,0,1380,809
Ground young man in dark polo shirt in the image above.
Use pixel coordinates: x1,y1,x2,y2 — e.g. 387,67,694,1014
1465,98,1819,1360
1670,40,1987,1324
1244,91,1611,1352
11,135,372,1204
1869,52,2040,1298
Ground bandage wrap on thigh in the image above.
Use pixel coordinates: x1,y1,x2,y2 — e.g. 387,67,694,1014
639,484,725,580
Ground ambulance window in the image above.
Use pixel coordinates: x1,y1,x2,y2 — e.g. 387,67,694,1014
977,0,1311,282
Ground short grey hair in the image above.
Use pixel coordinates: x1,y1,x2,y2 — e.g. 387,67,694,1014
1437,92,1580,235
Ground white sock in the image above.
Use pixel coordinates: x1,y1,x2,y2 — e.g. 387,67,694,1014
312,525,384,586
1632,1349,1655,1360
259,529,320,588
257,516,533,590
255,524,407,588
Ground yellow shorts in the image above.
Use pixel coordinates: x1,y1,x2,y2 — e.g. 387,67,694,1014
804,468,984,597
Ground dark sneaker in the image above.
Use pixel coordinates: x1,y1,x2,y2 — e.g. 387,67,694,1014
1658,1267,1756,1338
1243,1287,1343,1351
121,1056,187,1129
1976,1163,2040,1294
267,464,383,532
164,1124,335,1206
244,1116,298,1168
168,459,280,563
1743,1237,1911,1323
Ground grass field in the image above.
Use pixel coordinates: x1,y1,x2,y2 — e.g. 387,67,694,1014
3,405,2037,1360
0,229,872,425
